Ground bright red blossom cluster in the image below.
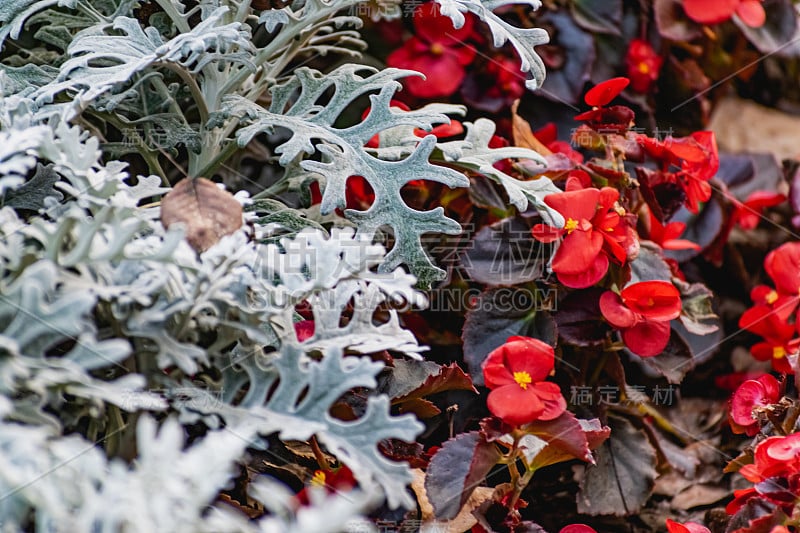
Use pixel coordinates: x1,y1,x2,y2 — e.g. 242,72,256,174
532,176,637,289
729,374,780,435
386,2,476,98
682,0,766,28
727,433,800,516
636,130,720,214
600,281,682,357
665,519,711,533
739,242,800,373
626,39,663,94
482,336,566,426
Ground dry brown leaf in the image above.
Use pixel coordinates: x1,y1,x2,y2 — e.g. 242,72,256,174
710,96,800,161
671,484,729,510
410,468,495,533
160,177,243,252
511,100,552,155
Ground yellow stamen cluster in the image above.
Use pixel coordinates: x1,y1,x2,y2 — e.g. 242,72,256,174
513,371,532,390
766,290,779,304
565,218,579,234
311,470,326,487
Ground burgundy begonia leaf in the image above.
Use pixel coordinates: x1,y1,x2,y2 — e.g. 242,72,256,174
654,0,702,41
425,431,502,520
665,197,726,263
460,216,548,286
629,245,673,284
538,12,596,106
463,289,557,385
570,0,623,36
735,0,800,56
674,278,720,336
378,440,428,469
726,498,785,533
379,360,476,418
576,415,657,516
636,167,687,224
524,412,610,470
554,288,611,347
637,327,693,384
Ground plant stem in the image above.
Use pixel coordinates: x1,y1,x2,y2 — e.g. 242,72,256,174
310,435,331,471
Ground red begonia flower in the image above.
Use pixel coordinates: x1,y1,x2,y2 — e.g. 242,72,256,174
626,40,663,93
737,433,800,487
647,208,700,250
533,122,584,164
729,374,780,433
386,2,476,98
738,304,799,374
665,519,711,533
636,131,719,214
294,320,315,342
733,191,786,230
559,526,597,533
575,78,635,133
482,336,566,427
296,465,357,506
765,242,800,299
600,281,682,357
531,177,633,288
682,0,766,28
584,77,630,107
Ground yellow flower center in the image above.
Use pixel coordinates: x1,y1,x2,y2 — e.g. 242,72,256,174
766,290,779,304
637,62,650,74
774,346,786,359
311,470,326,487
564,218,579,234
513,371,532,390
430,42,445,55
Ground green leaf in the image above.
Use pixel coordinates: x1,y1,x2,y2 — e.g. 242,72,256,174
1,163,63,211
439,119,564,226
221,65,470,287
435,0,548,91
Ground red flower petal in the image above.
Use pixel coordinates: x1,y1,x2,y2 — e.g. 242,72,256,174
681,0,738,24
486,384,545,426
534,122,558,145
584,77,630,107
531,381,567,421
294,320,315,342
556,253,609,289
482,336,555,388
765,242,800,297
730,379,768,426
599,291,638,328
503,336,555,382
736,0,766,27
544,187,601,222
531,223,562,243
413,2,475,45
620,281,682,322
666,520,711,533
401,54,466,98
622,319,671,357
560,526,597,533
551,229,604,275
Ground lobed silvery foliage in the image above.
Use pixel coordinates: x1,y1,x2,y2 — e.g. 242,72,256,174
0,0,554,530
